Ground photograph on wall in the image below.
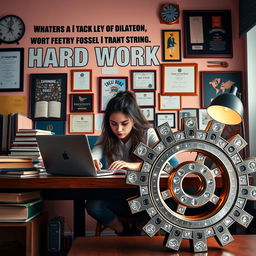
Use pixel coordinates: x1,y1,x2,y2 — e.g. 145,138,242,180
156,113,176,128
162,30,181,62
70,93,93,112
99,77,128,112
134,91,155,107
69,113,94,134
159,94,181,110
30,74,67,120
140,107,155,122
201,71,242,108
71,69,92,92
183,10,233,58
198,109,212,130
35,120,65,135
131,70,156,90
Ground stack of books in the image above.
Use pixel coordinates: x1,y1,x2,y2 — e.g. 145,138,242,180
9,128,54,160
0,191,43,222
0,156,45,178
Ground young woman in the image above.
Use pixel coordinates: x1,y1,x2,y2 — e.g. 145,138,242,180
85,91,178,235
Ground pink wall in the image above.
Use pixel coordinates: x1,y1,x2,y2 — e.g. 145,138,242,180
1,0,245,233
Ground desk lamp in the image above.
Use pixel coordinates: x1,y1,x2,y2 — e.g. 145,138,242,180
207,85,243,125
207,85,246,155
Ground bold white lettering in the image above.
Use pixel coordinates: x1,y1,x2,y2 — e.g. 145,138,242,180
131,47,144,66
43,48,58,67
59,48,73,67
74,48,88,67
116,47,129,67
95,47,115,67
145,46,160,66
28,48,43,68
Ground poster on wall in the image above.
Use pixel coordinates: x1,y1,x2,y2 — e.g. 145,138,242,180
30,73,67,120
99,77,128,112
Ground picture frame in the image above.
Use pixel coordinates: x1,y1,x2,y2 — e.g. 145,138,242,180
156,113,176,128
140,107,155,122
178,109,198,129
162,30,181,62
70,93,93,112
183,10,233,58
30,73,67,120
134,91,155,107
131,70,156,90
71,69,92,92
159,94,181,111
198,109,212,130
69,113,94,134
201,71,242,108
99,77,128,112
34,120,66,135
0,48,24,92
161,63,198,96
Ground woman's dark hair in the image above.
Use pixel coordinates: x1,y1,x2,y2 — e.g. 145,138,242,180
98,91,150,162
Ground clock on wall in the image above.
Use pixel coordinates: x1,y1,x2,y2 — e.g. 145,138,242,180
0,15,25,44
159,3,179,25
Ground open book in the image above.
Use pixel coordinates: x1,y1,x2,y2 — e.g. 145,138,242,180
35,101,61,118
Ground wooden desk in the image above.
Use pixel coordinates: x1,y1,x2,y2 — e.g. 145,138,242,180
68,235,256,256
0,175,224,238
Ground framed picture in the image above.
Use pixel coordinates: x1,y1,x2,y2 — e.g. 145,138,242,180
131,70,156,90
140,107,155,122
161,63,198,96
71,69,92,92
0,48,24,92
69,113,94,134
30,73,67,120
201,71,242,108
99,77,128,112
198,109,212,130
178,109,198,129
134,91,155,107
183,10,233,58
159,94,181,111
162,30,181,62
70,94,93,112
34,120,66,135
156,113,176,128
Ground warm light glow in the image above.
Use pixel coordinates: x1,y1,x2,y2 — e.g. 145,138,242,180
207,105,243,125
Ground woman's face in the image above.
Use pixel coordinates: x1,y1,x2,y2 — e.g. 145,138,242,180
109,111,135,141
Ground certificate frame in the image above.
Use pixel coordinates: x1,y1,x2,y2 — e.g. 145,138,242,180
140,107,155,122
99,76,128,112
134,91,155,107
131,70,156,91
156,113,176,128
183,10,233,58
161,63,198,96
70,93,93,112
162,30,181,62
159,94,181,111
178,108,198,129
71,69,92,92
34,120,66,135
30,73,67,121
69,113,94,134
201,71,242,108
0,48,24,92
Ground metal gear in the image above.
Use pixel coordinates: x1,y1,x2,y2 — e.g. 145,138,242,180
126,117,256,252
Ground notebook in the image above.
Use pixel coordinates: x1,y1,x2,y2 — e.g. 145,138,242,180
36,135,125,177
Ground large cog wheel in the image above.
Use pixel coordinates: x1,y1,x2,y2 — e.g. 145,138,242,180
126,117,256,252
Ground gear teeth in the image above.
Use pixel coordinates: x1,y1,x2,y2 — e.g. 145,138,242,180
163,162,173,174
224,135,247,156
153,141,166,154
161,189,172,200
133,142,158,164
156,122,176,147
126,171,149,185
164,227,183,251
182,230,193,239
139,185,149,196
142,214,163,237
206,120,225,143
183,117,198,139
239,185,256,200
191,230,208,252
195,153,207,164
213,222,234,246
196,131,207,140
231,153,243,164
141,162,152,172
237,158,256,175
177,204,186,215
128,195,152,214
230,206,253,228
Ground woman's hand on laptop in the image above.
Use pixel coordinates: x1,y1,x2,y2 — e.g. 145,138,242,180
93,160,103,171
108,161,142,171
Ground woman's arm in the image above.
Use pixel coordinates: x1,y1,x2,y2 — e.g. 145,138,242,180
108,160,142,171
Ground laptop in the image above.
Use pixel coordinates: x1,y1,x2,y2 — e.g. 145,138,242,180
36,135,124,177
